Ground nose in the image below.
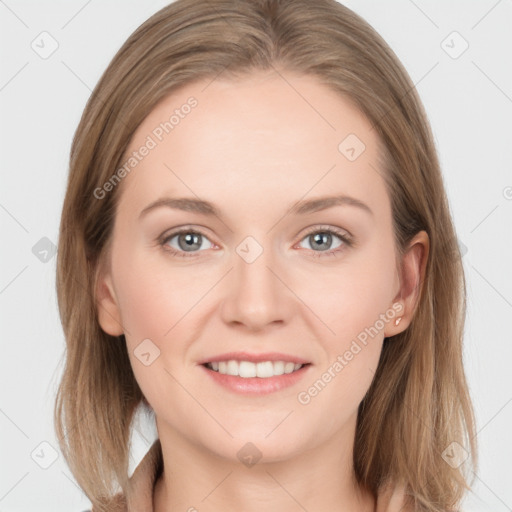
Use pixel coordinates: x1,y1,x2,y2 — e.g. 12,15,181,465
219,238,293,332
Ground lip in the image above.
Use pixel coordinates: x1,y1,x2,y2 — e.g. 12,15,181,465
199,360,312,395
197,351,311,365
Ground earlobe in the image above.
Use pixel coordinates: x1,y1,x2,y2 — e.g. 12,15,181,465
95,262,124,337
386,230,429,336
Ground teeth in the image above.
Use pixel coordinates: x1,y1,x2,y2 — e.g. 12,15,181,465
239,361,256,378
273,361,285,375
227,360,238,376
256,361,273,378
284,362,295,374
206,360,304,378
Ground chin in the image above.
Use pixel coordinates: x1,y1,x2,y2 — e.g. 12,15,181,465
205,425,313,465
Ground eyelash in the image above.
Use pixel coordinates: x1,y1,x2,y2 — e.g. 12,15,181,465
158,225,353,259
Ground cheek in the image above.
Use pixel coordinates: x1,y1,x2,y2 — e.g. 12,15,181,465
111,245,222,395
307,245,397,345
299,237,397,409
294,252,396,427
113,244,208,340
111,249,206,408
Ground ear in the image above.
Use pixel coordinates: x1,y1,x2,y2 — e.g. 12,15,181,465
384,230,429,337
94,252,124,337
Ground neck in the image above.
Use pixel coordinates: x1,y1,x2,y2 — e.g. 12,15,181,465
153,419,375,512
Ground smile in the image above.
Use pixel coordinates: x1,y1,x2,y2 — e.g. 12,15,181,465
204,360,304,378
201,360,311,395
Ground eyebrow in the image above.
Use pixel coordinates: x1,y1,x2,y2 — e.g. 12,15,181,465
138,194,373,220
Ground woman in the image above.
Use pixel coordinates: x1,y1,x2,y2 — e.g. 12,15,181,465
54,1,477,511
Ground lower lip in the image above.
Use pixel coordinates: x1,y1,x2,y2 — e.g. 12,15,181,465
200,364,311,395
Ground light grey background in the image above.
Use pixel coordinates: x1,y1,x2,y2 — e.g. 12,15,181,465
1,1,511,511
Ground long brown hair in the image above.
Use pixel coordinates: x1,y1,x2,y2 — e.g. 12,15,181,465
54,1,477,510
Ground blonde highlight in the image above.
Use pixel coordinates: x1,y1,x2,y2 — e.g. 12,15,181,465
54,1,478,510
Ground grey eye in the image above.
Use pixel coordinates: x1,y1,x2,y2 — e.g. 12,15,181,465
299,231,344,252
165,231,214,253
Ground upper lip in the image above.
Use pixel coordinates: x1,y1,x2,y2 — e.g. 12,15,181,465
198,352,311,365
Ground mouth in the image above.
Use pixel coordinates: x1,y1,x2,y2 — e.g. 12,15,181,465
199,354,312,395
203,360,307,378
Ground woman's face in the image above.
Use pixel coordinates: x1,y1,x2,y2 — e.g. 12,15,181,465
97,69,411,463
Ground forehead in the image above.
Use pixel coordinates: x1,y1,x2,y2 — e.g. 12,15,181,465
115,69,387,218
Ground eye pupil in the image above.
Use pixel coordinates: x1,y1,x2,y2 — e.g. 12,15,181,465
311,232,332,251
179,232,201,251
166,228,346,258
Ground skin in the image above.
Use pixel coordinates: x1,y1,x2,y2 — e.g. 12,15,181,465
96,68,428,512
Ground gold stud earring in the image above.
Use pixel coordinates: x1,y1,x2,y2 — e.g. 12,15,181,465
394,317,402,326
